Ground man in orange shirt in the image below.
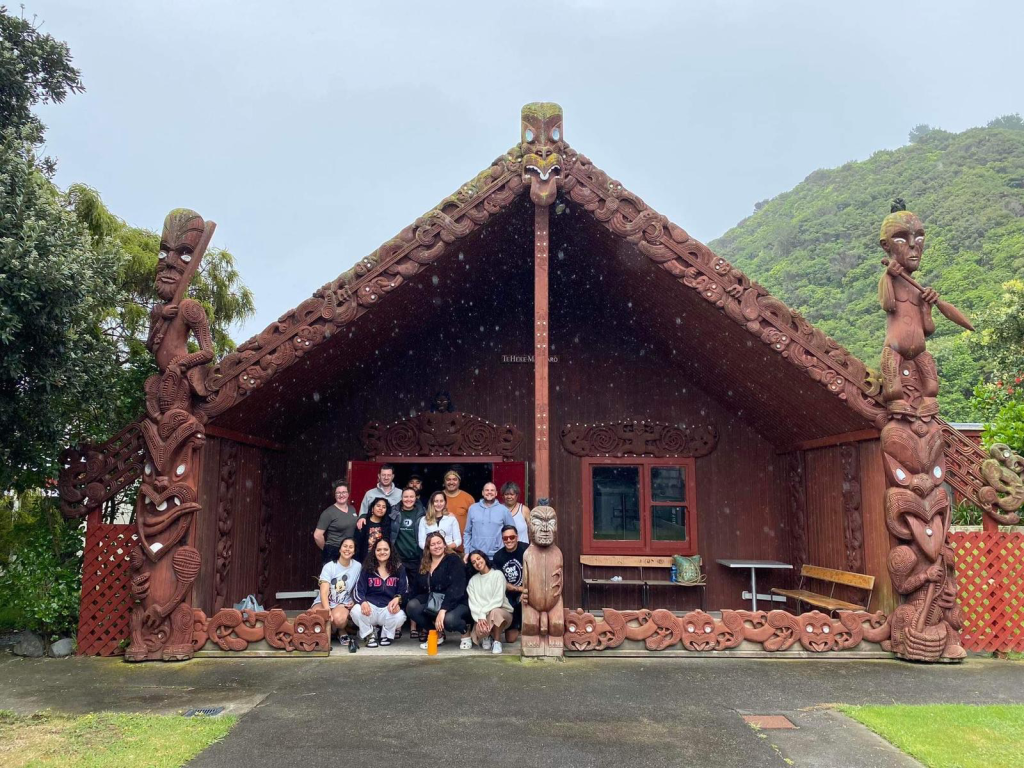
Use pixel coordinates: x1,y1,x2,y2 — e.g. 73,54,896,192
443,470,475,541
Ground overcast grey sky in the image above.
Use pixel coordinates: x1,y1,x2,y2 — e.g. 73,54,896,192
31,0,1023,340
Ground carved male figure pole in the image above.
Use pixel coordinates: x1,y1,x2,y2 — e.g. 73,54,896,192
521,502,564,657
126,209,216,662
878,199,973,418
878,200,967,662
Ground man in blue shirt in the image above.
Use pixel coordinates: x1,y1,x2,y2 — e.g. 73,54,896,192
463,482,516,559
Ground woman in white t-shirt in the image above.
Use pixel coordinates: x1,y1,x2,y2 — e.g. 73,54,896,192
418,491,462,550
313,536,361,652
500,481,530,544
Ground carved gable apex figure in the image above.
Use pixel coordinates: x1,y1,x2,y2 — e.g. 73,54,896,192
521,102,565,207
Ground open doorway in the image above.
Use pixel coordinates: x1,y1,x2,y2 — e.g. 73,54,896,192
392,462,493,501
349,460,526,510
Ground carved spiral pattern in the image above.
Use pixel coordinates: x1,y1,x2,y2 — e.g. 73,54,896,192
381,421,419,456
586,426,619,454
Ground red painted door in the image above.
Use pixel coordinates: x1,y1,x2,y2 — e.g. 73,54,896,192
348,461,383,513
492,461,527,504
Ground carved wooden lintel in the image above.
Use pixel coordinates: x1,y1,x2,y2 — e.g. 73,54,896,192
560,420,718,458
360,411,523,459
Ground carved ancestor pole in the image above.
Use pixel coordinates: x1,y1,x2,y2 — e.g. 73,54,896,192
521,102,563,500
522,504,564,657
126,209,216,662
878,200,966,662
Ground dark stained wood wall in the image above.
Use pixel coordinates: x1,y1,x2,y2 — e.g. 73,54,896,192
860,440,895,612
262,216,536,603
792,440,893,613
241,198,883,614
194,436,265,614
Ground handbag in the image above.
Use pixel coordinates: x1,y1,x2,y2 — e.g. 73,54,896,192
426,569,446,614
233,594,265,613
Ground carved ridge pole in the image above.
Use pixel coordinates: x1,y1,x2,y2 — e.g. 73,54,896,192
534,203,550,501
126,209,216,663
878,200,966,662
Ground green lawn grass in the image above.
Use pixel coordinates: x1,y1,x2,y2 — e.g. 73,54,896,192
839,704,1024,768
0,710,236,768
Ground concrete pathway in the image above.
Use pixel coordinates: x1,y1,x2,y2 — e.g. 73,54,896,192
3,652,1022,767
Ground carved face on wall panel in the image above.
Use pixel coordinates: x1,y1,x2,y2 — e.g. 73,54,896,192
155,208,206,301
520,102,564,207
529,504,557,546
879,210,925,275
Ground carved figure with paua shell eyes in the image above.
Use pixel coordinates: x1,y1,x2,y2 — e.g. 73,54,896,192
528,503,557,546
520,102,565,207
155,209,206,302
878,200,940,417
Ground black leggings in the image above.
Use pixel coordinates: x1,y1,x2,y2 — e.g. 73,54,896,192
405,599,470,635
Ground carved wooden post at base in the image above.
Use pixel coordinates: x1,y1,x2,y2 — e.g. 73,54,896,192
126,209,216,662
521,504,564,657
878,201,965,662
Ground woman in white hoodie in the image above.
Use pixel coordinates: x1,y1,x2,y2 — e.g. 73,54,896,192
466,549,513,654
418,491,462,551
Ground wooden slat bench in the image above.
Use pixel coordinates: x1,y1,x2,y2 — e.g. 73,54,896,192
581,555,706,611
276,591,318,600
771,565,874,614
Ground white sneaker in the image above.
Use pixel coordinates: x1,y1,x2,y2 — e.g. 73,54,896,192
491,640,503,655
481,637,493,651
459,637,472,650
418,632,445,650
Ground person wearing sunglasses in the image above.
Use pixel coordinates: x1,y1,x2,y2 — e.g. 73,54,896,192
491,525,529,644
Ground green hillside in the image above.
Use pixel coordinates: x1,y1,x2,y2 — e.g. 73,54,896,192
710,118,1024,421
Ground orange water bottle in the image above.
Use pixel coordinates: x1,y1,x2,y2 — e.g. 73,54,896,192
427,629,438,655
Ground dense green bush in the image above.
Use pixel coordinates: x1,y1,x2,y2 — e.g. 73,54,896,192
710,119,1024,421
0,492,83,639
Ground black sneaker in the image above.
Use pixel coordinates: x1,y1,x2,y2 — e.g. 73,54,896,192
366,634,379,648
380,636,393,647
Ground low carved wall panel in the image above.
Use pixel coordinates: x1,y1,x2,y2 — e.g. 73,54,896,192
192,608,330,653
563,607,891,654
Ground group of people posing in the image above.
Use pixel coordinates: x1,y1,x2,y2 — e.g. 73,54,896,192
312,465,532,654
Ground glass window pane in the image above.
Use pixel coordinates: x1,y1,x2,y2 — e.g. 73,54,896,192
651,466,685,502
652,505,687,541
591,466,640,541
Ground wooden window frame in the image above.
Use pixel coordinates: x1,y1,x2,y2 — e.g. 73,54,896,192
582,457,698,556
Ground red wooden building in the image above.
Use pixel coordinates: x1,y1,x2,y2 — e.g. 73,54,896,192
65,104,1004,643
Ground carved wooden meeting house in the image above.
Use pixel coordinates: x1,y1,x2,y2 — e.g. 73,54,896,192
60,103,1024,662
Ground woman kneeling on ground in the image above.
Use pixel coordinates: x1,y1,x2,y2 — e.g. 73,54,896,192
313,536,361,652
406,531,472,650
351,539,408,647
466,549,513,654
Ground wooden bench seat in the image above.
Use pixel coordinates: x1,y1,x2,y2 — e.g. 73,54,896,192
771,565,874,614
581,555,706,611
